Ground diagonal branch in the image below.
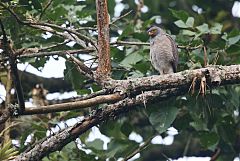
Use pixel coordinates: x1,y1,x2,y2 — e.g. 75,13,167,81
10,88,181,161
66,52,94,80
0,19,25,113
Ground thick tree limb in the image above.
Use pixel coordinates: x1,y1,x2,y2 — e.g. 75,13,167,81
109,65,240,94
96,0,111,77
7,65,240,116
9,64,240,160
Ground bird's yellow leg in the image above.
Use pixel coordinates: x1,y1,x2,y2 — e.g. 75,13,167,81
188,77,197,95
198,76,207,96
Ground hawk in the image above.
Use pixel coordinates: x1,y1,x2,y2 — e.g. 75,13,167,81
147,26,178,75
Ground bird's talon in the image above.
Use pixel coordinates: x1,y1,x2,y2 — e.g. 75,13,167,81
188,77,197,95
198,76,207,96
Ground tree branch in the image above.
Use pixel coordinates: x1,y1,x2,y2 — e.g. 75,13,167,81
5,64,240,116
123,135,154,161
96,0,111,77
0,19,25,113
110,41,203,50
109,65,240,95
0,2,97,49
23,93,124,115
66,52,94,80
9,64,240,160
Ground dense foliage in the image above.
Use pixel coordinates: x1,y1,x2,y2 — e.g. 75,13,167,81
0,0,240,160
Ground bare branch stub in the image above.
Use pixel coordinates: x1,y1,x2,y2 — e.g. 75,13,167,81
96,0,111,78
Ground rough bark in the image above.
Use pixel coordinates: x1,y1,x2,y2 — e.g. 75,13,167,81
9,64,240,160
96,0,111,77
109,65,240,94
10,65,240,116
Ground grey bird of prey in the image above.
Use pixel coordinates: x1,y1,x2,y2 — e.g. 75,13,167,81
147,26,178,75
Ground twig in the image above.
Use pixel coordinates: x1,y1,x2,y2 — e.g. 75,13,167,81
123,135,154,161
39,40,71,51
178,44,203,50
111,10,133,24
75,89,108,101
20,49,95,58
183,133,192,156
0,2,22,24
74,27,97,31
203,46,208,67
66,51,94,80
110,40,149,46
111,40,203,50
1,48,95,63
0,19,25,113
160,152,171,161
30,24,88,48
210,148,221,161
39,0,53,20
0,122,20,137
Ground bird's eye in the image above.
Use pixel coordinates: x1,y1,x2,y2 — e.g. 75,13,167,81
152,29,158,33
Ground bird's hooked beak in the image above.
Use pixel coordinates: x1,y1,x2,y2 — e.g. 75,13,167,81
148,30,154,36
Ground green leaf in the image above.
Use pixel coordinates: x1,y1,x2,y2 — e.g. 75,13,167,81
148,104,178,134
174,20,188,28
106,140,127,158
106,139,138,158
217,115,236,145
210,23,223,34
86,139,104,151
118,25,134,40
182,29,196,36
99,121,127,139
186,17,194,27
120,122,133,137
169,8,189,21
196,23,209,34
0,141,18,160
120,52,144,68
64,61,88,93
228,35,240,46
198,131,219,150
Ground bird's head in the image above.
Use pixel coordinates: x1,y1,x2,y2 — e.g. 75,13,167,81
147,26,161,38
